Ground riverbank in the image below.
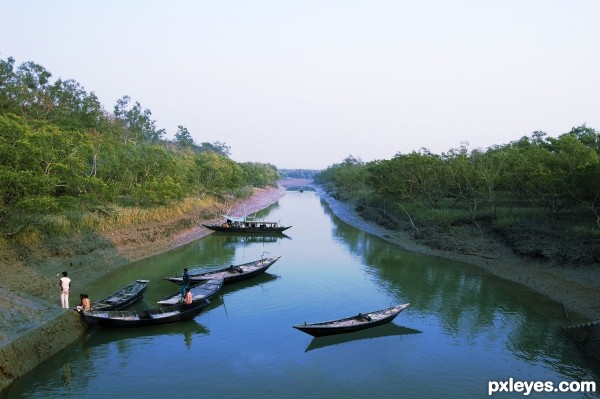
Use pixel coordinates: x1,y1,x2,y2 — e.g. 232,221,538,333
0,184,286,390
2,178,598,389
315,186,600,323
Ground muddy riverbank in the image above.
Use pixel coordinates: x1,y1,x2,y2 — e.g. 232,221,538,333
0,184,287,390
316,186,600,322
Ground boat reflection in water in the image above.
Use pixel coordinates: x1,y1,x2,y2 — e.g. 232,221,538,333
82,321,210,350
304,324,422,352
219,232,292,249
219,272,279,297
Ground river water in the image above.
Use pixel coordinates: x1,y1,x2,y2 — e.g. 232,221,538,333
3,191,599,398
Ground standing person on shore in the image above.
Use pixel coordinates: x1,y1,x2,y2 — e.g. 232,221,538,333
59,272,71,308
181,268,190,298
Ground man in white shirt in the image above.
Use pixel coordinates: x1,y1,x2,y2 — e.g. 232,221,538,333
59,271,71,308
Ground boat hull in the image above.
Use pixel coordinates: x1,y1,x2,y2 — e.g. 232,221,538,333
81,299,210,328
157,277,224,306
293,304,409,337
202,224,291,233
165,256,281,285
89,279,149,311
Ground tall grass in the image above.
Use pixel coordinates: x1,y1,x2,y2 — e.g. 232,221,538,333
4,195,222,241
88,196,218,232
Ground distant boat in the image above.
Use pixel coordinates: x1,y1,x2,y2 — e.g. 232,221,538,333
157,277,224,306
293,304,410,337
202,213,291,233
88,280,149,311
165,256,282,285
81,299,210,328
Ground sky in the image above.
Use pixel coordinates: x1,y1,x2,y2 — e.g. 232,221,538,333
1,1,599,170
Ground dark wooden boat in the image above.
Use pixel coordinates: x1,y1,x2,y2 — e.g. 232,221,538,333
202,221,291,233
202,214,290,233
293,304,410,337
165,256,282,285
81,299,210,328
157,277,224,306
90,279,149,311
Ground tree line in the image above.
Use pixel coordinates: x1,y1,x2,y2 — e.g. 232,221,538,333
315,125,600,232
0,56,279,230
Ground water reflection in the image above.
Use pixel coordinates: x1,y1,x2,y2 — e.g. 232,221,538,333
82,322,210,350
215,232,292,250
319,197,600,383
3,192,599,399
304,324,422,352
220,272,279,296
60,363,73,387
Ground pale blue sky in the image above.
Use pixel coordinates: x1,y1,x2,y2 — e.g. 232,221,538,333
2,1,599,169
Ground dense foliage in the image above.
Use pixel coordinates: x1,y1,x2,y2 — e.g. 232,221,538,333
278,169,321,179
316,126,600,232
0,56,279,232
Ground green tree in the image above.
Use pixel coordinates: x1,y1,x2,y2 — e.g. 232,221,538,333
114,96,164,144
175,125,194,148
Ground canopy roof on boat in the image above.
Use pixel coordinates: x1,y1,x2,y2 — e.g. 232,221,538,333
222,214,254,222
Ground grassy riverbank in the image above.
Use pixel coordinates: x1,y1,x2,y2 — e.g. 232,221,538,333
0,184,286,390
316,186,600,323
2,178,598,390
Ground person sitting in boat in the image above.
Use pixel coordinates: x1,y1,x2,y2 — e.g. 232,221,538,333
228,265,243,274
181,268,190,298
76,294,91,313
357,313,372,321
184,287,193,309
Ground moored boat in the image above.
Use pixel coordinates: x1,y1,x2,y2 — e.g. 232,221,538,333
293,304,410,337
165,256,282,285
202,214,291,233
89,279,149,311
81,299,210,328
157,277,224,306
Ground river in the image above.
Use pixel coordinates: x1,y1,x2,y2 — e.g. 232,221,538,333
2,190,598,398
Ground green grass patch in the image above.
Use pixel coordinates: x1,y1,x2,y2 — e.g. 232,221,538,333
567,226,600,238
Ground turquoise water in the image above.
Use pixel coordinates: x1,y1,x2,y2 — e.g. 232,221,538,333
2,191,598,398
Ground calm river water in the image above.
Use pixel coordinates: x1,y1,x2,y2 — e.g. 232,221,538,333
3,191,599,398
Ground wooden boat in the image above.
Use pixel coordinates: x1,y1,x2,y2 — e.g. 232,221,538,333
293,304,410,337
165,256,282,285
89,279,149,311
157,277,224,306
202,213,291,233
81,299,210,328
